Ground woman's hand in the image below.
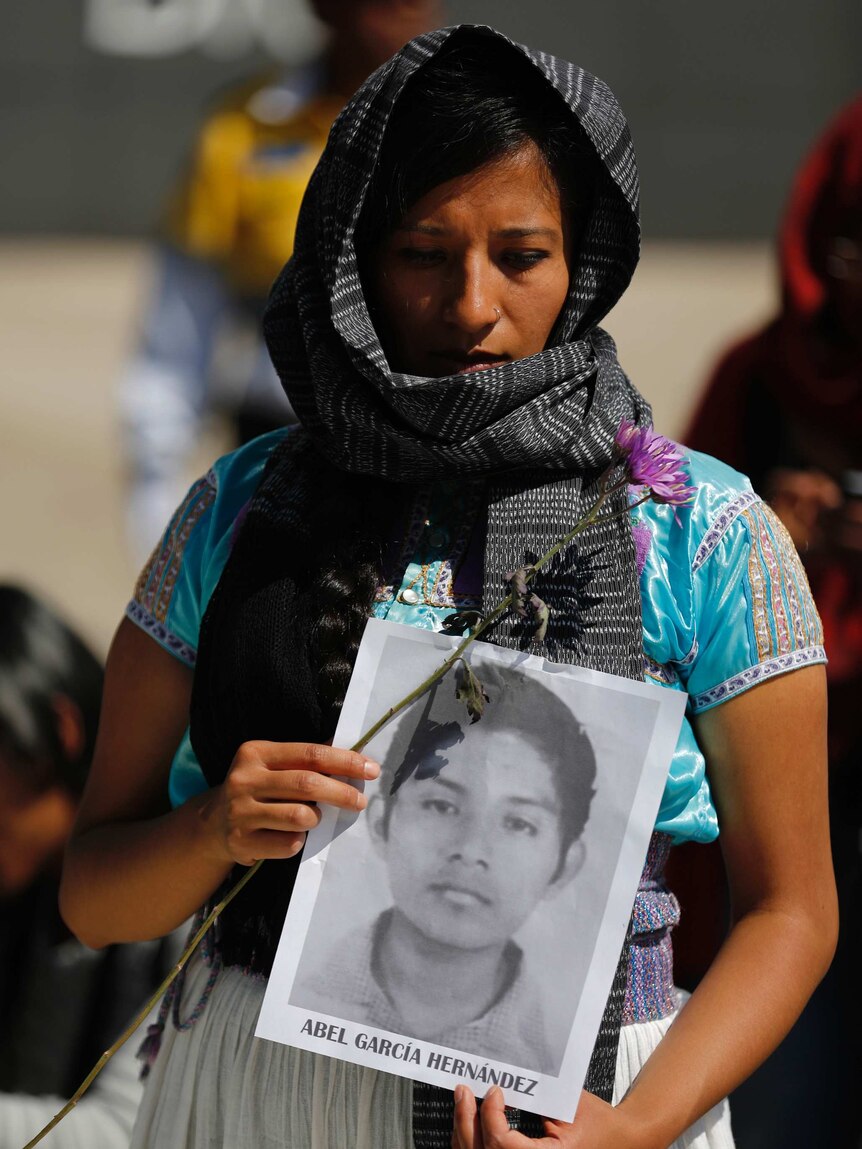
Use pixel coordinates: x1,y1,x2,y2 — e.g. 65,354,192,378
452,1087,644,1149
208,741,380,866
61,620,381,947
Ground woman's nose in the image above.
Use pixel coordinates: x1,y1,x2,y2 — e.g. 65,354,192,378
442,259,501,336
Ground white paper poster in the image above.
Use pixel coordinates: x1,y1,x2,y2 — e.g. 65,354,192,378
256,619,686,1121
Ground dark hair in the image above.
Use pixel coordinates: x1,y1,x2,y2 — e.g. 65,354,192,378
358,38,596,251
377,665,597,875
0,585,103,795
314,41,598,728
310,473,397,734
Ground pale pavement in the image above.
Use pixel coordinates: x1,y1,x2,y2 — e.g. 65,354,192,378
0,238,774,654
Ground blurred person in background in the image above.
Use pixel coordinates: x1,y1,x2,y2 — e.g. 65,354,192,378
681,95,862,1149
120,0,443,562
0,585,173,1148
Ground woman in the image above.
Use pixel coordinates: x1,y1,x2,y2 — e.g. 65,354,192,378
60,26,835,1149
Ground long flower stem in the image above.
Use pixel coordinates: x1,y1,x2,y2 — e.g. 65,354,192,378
21,471,638,1149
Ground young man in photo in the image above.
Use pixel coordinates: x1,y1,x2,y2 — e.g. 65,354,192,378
293,669,596,1074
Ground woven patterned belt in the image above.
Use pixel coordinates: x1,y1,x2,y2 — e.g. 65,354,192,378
624,831,680,1025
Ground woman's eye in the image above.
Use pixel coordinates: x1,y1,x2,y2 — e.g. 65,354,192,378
504,250,550,270
398,247,445,267
421,798,459,817
503,813,539,836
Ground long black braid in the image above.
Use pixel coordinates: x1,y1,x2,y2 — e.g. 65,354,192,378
311,516,386,736
191,435,405,971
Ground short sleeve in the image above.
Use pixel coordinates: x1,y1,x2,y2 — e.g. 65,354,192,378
125,470,218,666
125,428,291,669
683,495,826,712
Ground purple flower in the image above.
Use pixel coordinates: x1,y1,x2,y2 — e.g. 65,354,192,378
614,420,697,509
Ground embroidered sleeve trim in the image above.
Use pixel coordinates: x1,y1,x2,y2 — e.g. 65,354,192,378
677,638,699,667
739,502,825,661
124,600,197,667
691,490,760,573
642,654,679,686
132,471,217,625
754,502,824,649
690,644,827,712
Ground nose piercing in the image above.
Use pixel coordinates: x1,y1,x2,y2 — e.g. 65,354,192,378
493,307,502,323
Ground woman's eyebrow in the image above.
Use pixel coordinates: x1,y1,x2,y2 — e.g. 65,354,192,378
396,222,446,235
394,224,559,239
494,226,559,239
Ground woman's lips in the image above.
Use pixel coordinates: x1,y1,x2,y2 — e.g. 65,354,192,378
431,352,509,375
456,361,504,374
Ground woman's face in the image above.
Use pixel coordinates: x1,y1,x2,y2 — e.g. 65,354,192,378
370,141,573,377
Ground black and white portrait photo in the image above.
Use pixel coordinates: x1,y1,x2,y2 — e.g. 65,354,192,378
256,620,686,1120
291,658,598,1074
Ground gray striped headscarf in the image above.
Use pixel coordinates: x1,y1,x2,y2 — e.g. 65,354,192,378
263,23,651,678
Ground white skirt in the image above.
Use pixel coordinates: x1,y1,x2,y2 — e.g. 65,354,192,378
130,953,734,1149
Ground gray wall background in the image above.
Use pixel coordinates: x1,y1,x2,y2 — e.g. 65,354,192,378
3,0,860,239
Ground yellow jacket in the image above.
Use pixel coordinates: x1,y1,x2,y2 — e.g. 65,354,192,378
165,69,342,300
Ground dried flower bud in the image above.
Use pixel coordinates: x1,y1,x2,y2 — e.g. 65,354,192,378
529,593,550,643
505,565,534,619
455,658,491,724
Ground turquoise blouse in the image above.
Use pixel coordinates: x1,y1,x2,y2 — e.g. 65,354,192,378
127,429,825,845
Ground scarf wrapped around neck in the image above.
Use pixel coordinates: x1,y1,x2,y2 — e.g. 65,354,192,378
189,24,651,1122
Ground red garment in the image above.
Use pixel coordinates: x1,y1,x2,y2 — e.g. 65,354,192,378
686,94,862,696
